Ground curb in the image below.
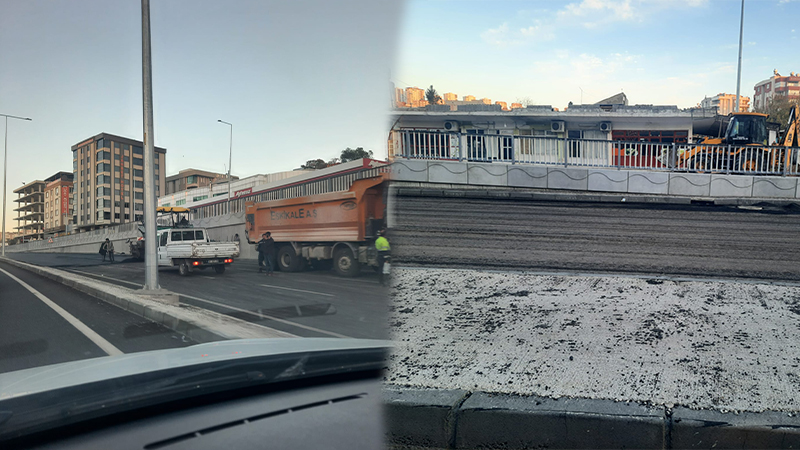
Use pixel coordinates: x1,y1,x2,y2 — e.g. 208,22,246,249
383,385,800,449
0,257,295,343
390,183,800,209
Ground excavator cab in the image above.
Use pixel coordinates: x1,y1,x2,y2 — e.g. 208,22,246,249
723,113,769,146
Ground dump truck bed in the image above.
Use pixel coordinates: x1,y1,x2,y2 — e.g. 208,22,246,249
245,175,386,243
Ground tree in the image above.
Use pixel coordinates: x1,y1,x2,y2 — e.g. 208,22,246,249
755,95,799,127
340,147,373,163
425,85,442,105
300,159,328,170
516,96,535,107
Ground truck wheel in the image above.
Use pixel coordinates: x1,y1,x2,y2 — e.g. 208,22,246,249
277,246,302,272
179,262,190,276
333,247,360,277
214,265,225,274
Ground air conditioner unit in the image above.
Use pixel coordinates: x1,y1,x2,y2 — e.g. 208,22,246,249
551,121,565,132
443,121,459,132
599,121,612,132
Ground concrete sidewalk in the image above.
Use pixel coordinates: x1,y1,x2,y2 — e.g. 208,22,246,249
384,267,800,448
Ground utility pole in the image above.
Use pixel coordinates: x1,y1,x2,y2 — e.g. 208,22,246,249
735,0,745,113
141,0,159,290
1,114,32,257
218,120,233,214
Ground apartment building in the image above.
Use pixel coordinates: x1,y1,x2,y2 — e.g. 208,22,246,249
700,93,750,115
13,180,45,241
165,168,236,195
43,171,73,235
72,133,166,230
753,70,800,111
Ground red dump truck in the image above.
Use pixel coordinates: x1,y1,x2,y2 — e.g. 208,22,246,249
244,173,387,277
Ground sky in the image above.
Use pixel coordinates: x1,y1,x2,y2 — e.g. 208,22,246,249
0,0,402,231
393,0,800,109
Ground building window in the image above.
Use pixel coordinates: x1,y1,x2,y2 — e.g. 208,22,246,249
124,156,130,162
193,195,208,202
135,203,143,211
133,145,143,155
162,203,170,207
97,174,109,185
114,153,120,160
133,157,143,166
115,190,120,197
176,199,186,206
97,151,110,161
187,175,197,184
115,213,120,219
96,138,105,149
134,169,143,177
97,187,111,196
134,181,143,188
97,163,111,173
135,192,143,200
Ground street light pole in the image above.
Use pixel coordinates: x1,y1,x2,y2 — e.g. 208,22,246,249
217,120,233,214
141,0,159,290
1,114,32,257
735,0,745,113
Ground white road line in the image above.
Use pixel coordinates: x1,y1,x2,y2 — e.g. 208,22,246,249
259,284,334,297
0,268,124,356
178,293,349,339
62,269,348,339
67,269,141,287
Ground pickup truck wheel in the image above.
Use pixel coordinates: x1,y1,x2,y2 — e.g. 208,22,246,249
277,246,302,272
179,262,190,276
333,247,360,277
214,265,225,274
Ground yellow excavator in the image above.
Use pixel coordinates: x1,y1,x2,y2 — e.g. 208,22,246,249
679,104,799,172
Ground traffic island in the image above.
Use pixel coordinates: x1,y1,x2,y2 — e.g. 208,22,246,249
0,257,295,342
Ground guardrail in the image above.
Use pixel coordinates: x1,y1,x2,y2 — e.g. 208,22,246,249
394,130,800,176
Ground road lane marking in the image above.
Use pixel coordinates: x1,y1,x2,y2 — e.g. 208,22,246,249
62,269,348,339
0,268,124,357
178,293,349,338
66,269,141,287
259,284,334,297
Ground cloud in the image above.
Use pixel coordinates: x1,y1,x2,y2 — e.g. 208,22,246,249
557,0,708,28
481,21,554,47
480,23,517,47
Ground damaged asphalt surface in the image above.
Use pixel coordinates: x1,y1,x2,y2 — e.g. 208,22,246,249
392,197,800,281
388,269,800,413
386,197,800,413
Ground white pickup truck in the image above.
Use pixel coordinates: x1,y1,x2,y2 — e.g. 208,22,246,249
156,228,239,276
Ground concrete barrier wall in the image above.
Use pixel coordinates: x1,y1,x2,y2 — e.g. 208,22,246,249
393,159,800,199
5,213,257,259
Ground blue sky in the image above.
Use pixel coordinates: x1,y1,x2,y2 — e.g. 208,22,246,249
1,0,401,231
394,0,800,108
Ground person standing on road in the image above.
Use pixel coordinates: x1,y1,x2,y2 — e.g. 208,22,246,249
246,230,276,275
375,229,390,285
101,238,115,263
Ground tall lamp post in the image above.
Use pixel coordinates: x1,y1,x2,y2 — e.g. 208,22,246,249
735,0,745,113
217,120,233,214
141,0,159,290
1,114,32,257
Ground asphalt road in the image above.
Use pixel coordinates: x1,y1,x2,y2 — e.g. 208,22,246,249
0,260,194,374
392,196,800,281
7,253,389,340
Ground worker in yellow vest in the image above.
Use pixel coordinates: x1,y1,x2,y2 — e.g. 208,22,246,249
375,229,390,285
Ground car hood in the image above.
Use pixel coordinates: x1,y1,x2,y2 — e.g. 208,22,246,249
0,338,390,401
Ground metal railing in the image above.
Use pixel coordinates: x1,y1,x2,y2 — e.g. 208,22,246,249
393,130,800,176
